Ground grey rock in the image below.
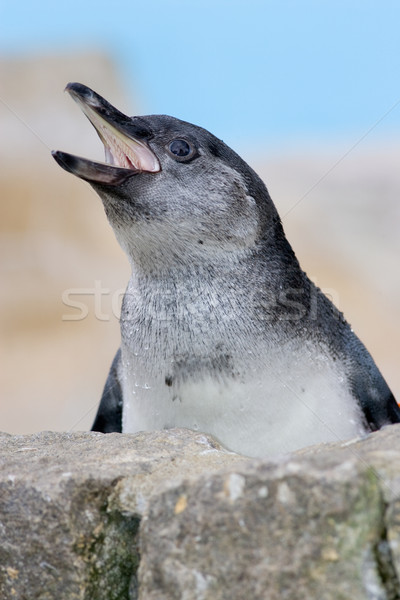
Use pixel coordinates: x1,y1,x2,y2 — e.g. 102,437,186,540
0,429,244,599
1,427,400,599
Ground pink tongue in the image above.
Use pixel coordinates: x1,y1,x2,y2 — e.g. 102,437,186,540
125,156,136,169
104,137,160,172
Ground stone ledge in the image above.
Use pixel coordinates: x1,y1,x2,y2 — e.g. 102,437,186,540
1,427,400,599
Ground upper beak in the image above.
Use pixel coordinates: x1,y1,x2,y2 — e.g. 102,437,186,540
52,82,161,185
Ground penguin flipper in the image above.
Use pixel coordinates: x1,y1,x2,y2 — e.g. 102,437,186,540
347,338,400,430
382,392,400,424
362,389,400,430
91,348,123,433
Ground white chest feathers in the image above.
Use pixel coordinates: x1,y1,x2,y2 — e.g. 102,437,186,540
120,336,366,459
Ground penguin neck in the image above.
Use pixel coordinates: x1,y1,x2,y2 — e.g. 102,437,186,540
121,237,306,331
119,216,309,341
120,247,270,367
125,246,259,298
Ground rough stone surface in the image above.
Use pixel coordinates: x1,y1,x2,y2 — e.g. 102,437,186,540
1,427,400,599
0,429,245,599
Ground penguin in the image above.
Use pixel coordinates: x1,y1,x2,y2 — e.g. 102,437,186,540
52,82,400,458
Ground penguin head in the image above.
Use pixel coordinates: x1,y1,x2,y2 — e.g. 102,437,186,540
53,83,278,270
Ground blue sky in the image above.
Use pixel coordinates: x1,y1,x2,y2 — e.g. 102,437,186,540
1,1,400,149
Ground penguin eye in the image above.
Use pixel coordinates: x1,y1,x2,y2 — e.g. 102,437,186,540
167,139,197,162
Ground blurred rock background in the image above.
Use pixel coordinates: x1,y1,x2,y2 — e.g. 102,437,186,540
1,52,399,434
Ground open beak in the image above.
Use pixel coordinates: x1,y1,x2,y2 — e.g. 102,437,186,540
52,82,161,185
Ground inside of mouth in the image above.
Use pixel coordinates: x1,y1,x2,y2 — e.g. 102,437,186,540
103,138,137,170
97,121,157,171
